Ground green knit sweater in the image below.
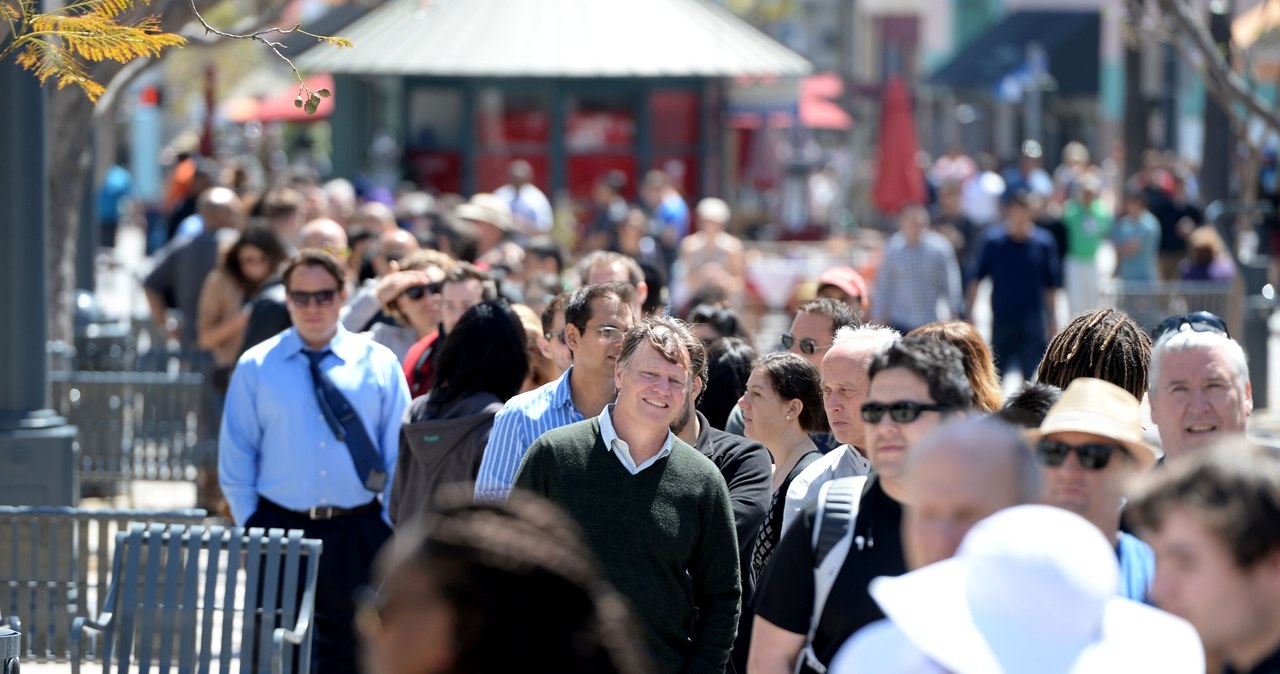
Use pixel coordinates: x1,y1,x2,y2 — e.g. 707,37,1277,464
514,418,741,674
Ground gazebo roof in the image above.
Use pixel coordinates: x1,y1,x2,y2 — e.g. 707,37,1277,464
295,0,812,78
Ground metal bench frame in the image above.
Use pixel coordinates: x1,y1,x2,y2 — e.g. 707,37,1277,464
71,524,321,674
0,506,208,662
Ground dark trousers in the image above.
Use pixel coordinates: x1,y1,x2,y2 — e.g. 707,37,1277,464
991,313,1048,379
247,498,392,674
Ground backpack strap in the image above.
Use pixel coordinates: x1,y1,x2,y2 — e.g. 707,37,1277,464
799,476,869,674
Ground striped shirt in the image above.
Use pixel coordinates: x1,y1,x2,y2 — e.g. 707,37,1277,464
873,229,963,330
474,367,586,501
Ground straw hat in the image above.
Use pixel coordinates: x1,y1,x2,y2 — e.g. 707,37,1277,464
456,193,514,232
1028,377,1161,469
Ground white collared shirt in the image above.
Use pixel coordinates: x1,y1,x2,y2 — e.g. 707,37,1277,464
598,404,674,475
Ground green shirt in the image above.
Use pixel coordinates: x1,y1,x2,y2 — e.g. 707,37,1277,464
514,418,741,674
1062,198,1113,260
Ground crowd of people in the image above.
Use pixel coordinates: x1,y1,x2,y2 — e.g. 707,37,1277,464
129,151,1280,674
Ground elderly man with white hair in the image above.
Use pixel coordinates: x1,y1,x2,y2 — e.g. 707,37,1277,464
780,324,900,532
1148,312,1252,461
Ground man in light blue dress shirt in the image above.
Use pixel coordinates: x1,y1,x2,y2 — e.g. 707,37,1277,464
474,282,635,501
220,250,409,674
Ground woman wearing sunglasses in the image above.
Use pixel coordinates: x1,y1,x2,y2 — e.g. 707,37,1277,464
361,489,650,674
1028,377,1162,603
364,251,451,362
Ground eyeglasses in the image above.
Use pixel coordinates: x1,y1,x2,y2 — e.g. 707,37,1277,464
287,288,339,307
860,401,951,424
402,282,442,301
595,326,625,342
781,333,831,355
544,330,565,344
1152,311,1229,342
1035,440,1128,471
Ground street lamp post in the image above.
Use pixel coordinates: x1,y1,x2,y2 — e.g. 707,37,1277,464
0,60,79,506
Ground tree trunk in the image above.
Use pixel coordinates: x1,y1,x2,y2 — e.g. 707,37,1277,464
46,87,98,345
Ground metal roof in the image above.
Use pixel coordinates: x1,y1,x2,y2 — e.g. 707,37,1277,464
295,0,812,78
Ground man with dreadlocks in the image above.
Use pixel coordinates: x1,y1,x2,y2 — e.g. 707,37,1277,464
1035,307,1152,401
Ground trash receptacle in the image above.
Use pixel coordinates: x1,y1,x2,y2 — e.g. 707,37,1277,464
0,627,19,674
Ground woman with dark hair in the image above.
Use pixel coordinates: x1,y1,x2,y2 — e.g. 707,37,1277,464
697,337,757,431
908,320,1003,413
390,301,528,524
687,303,749,344
197,224,288,391
360,489,651,674
737,352,828,582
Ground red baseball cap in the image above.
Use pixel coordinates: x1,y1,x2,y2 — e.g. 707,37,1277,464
817,267,869,311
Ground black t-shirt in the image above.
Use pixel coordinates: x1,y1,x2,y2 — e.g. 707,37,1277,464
752,476,906,674
1152,200,1203,253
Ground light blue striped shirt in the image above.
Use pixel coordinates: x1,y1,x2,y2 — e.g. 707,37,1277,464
219,326,411,525
475,367,586,500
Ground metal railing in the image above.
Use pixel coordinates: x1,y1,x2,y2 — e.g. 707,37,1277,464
1099,279,1241,337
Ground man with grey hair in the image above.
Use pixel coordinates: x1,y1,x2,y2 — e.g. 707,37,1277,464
901,417,1040,570
781,323,900,531
1148,319,1252,461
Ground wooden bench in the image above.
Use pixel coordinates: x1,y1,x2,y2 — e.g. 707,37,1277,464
71,524,321,674
0,506,208,662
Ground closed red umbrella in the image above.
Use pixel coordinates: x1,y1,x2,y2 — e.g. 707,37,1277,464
872,76,926,214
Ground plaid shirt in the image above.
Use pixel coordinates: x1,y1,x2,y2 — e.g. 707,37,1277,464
873,229,963,330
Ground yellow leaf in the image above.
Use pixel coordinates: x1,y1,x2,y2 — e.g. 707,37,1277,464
321,35,353,49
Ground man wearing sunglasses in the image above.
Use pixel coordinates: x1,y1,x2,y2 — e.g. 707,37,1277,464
1030,377,1162,602
220,249,411,674
1149,314,1252,461
749,337,972,674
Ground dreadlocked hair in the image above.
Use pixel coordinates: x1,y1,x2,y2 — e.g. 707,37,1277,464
1036,307,1152,400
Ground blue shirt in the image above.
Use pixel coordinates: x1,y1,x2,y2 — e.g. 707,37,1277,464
655,194,690,241
1117,531,1156,604
219,326,411,525
1112,211,1161,282
474,367,587,501
96,164,132,222
971,224,1062,319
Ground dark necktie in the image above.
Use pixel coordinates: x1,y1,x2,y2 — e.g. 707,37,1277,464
304,349,387,492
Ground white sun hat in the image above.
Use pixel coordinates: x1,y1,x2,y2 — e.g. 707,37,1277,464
836,505,1203,674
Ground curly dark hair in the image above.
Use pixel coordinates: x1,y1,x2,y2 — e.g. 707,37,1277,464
1036,307,1152,400
224,225,288,294
379,487,652,674
697,337,757,431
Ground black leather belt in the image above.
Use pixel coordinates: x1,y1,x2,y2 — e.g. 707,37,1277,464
259,497,380,521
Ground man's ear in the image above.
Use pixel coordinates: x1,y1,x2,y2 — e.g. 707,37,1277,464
564,323,582,353
636,282,649,311
1244,379,1255,417
691,376,705,402
537,336,554,360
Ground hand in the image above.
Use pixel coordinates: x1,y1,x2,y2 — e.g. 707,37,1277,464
373,270,436,305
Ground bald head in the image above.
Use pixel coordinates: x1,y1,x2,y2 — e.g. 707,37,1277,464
902,418,1039,569
197,187,245,231
298,218,348,255
373,229,420,276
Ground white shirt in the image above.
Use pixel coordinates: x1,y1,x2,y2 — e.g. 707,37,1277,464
599,404,674,475
494,183,553,234
781,444,872,533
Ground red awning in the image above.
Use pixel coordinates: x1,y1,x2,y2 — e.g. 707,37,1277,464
221,74,334,123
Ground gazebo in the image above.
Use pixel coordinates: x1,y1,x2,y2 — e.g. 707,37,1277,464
296,0,811,202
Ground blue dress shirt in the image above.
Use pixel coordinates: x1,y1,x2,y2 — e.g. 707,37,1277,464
474,367,586,501
219,326,411,525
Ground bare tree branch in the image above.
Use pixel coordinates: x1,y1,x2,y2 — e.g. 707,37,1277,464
1152,0,1280,136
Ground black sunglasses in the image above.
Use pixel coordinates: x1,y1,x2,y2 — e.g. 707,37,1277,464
1152,311,1229,342
402,282,442,301
1035,440,1128,471
287,288,339,307
861,401,951,424
781,333,830,355
544,330,566,345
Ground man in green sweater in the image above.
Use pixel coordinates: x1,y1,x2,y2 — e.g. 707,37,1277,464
514,316,741,674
